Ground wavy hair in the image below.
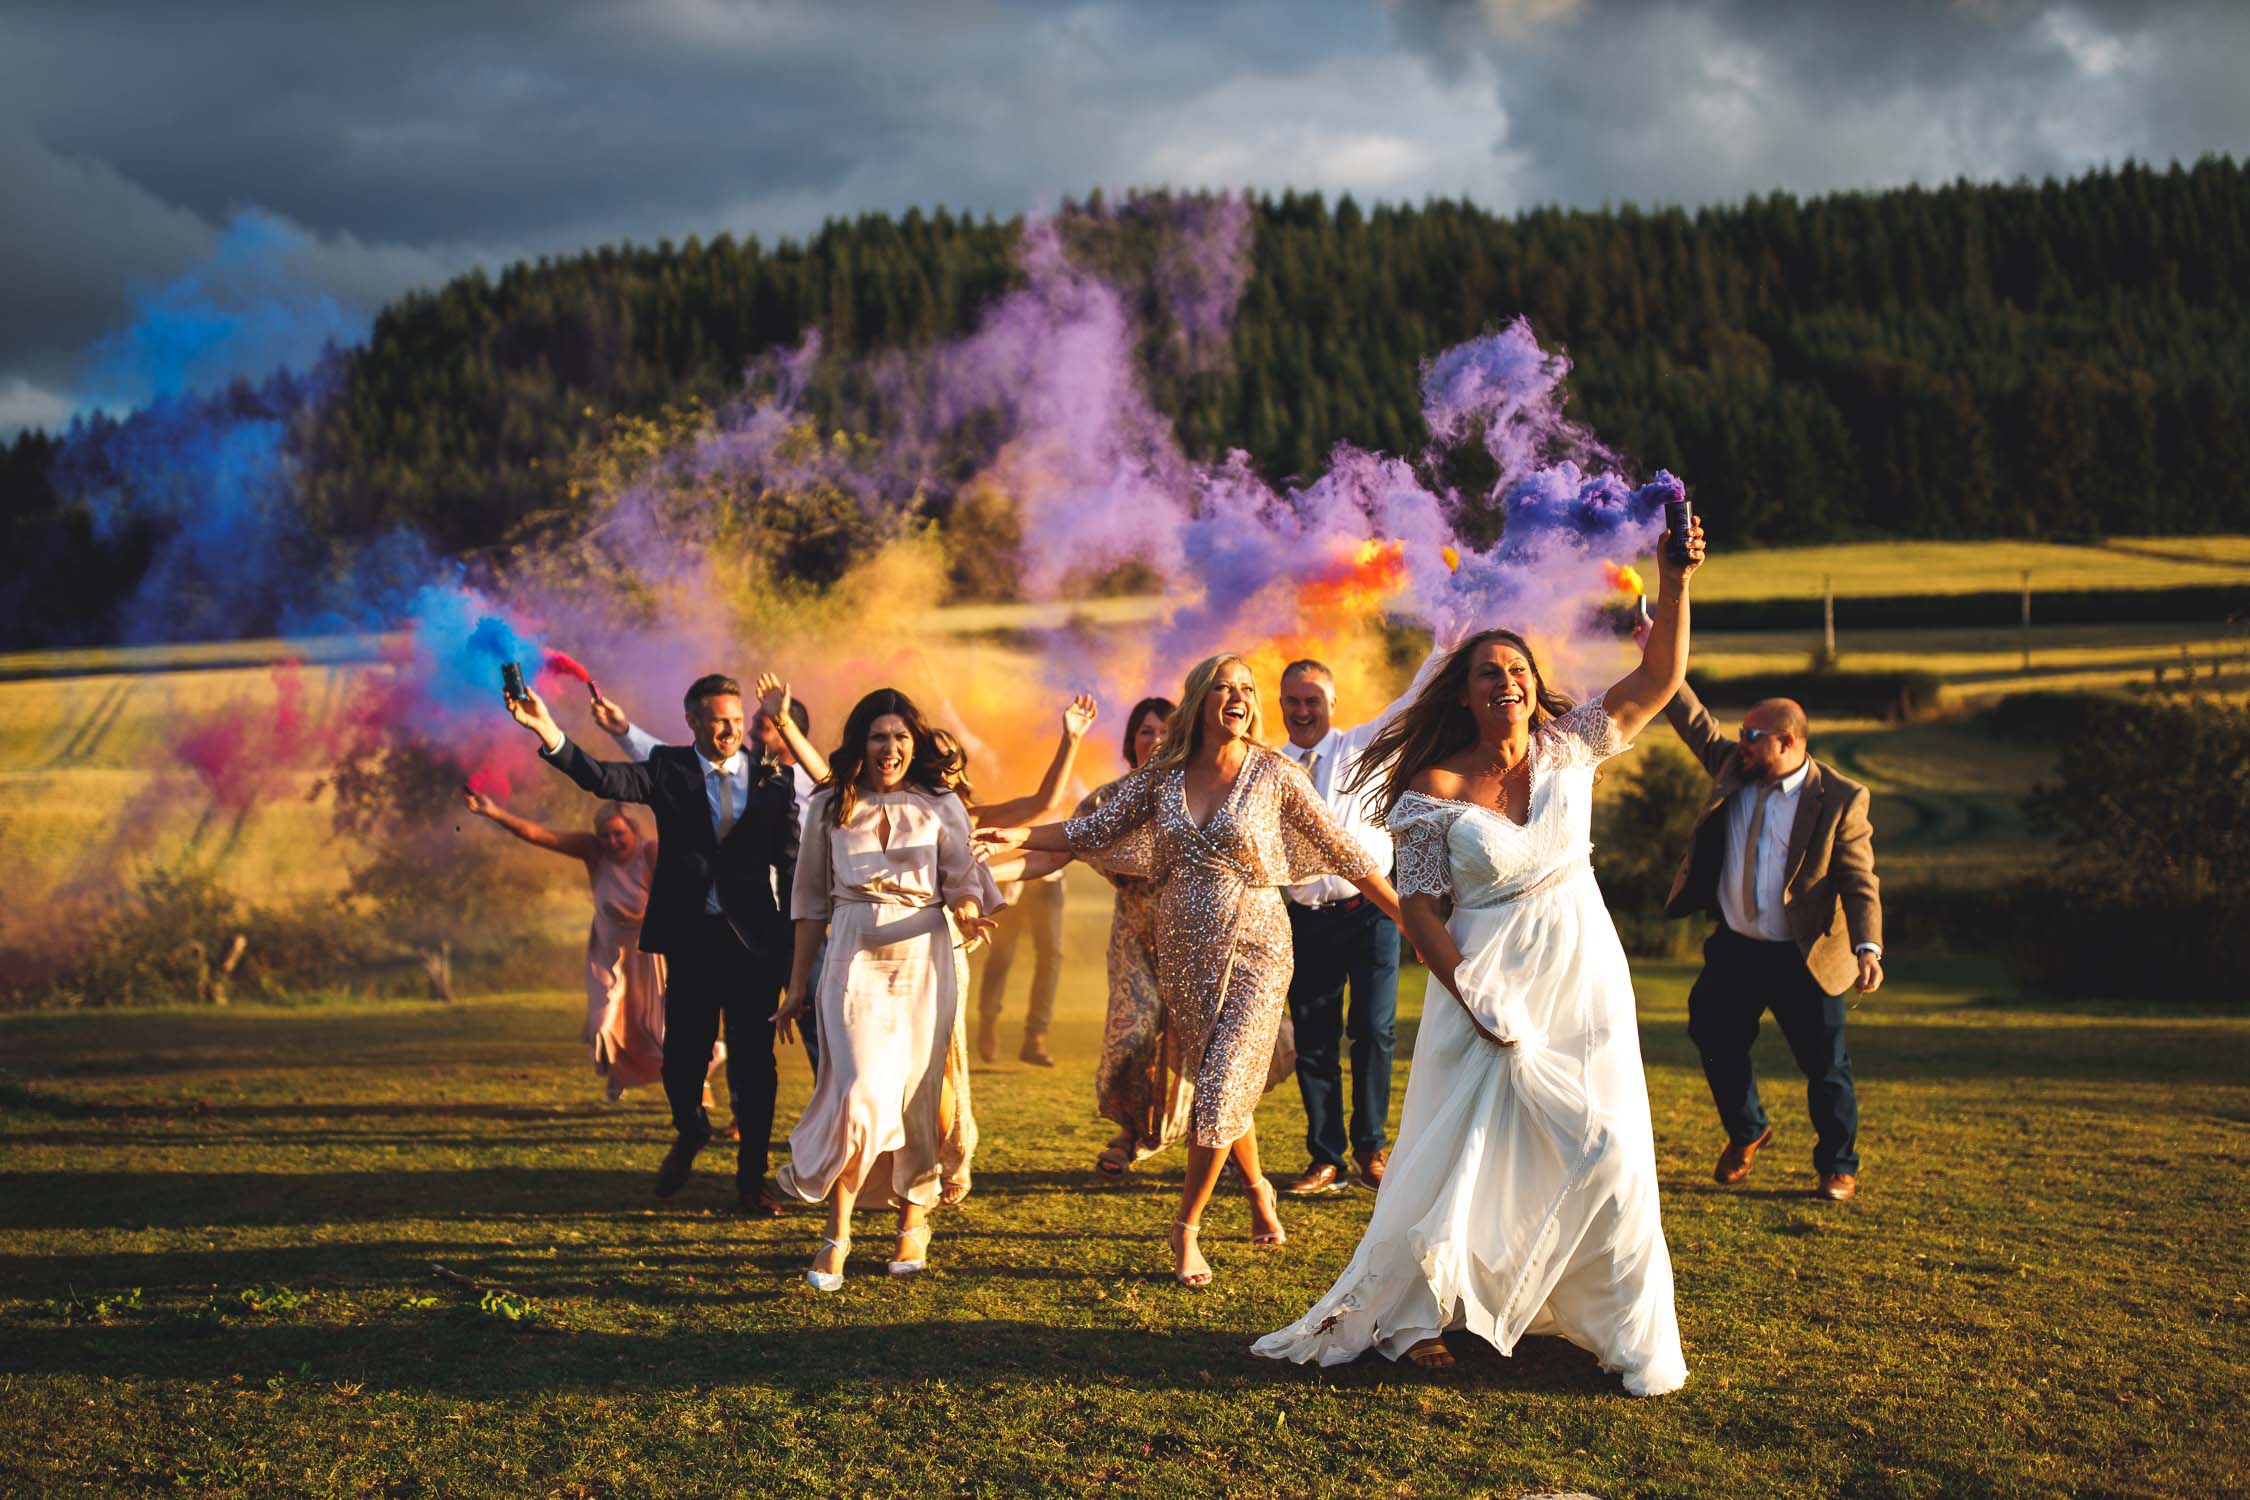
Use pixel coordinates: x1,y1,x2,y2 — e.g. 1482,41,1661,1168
1142,654,1263,774
1346,629,1574,815
825,688,953,826
1121,696,1176,770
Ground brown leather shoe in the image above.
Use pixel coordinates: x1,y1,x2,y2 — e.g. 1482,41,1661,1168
1285,1162,1345,1196
1353,1149,1388,1190
1816,1172,1858,1202
654,1133,706,1198
975,1015,1000,1064
1018,1033,1055,1068
1713,1125,1773,1186
736,1185,784,1219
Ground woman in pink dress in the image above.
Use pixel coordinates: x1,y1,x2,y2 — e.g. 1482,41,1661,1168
772,689,1002,1290
462,791,707,1101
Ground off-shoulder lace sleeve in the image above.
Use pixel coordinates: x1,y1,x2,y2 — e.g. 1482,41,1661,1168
1545,692,1631,768
1386,794,1463,900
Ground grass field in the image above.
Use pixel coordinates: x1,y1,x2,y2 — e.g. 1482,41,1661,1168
3,943,2245,1498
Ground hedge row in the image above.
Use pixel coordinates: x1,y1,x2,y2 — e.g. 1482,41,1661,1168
1695,583,2249,633
1682,668,1945,721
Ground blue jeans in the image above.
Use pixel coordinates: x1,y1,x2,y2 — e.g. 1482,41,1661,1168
1284,899,1400,1171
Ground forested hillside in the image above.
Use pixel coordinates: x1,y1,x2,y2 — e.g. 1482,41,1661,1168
7,157,2247,643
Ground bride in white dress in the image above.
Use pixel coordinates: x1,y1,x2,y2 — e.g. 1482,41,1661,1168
1254,517,1705,1397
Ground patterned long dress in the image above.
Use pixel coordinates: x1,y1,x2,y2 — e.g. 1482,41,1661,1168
1064,746,1374,1148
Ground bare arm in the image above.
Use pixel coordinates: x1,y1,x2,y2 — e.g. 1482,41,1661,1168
1601,517,1705,742
968,695,1098,827
756,673,831,785
1397,892,1509,1047
462,788,598,861
984,848,1075,883
1349,871,1402,927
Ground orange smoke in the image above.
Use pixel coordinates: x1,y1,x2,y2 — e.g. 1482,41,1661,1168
1602,561,1645,598
1298,540,1408,619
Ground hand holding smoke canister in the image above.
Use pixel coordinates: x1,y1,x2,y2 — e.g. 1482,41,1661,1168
501,661,527,704
1664,493,1694,566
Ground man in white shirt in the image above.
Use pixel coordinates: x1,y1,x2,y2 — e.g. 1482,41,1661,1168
1275,659,1405,1195
1659,680,1885,1202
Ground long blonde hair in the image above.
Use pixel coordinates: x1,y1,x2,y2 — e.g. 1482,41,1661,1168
1141,653,1265,773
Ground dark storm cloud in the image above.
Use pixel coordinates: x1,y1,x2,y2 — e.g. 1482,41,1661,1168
1384,0,2250,210
2,0,2244,432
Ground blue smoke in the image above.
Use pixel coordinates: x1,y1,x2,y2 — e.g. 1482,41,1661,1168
45,212,379,643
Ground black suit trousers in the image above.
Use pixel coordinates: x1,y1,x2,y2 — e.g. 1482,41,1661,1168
662,912,784,1184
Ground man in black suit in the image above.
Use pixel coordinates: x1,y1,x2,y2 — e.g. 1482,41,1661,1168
509,673,798,1216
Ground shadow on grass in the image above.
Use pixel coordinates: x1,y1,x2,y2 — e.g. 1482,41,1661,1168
0,1314,1624,1399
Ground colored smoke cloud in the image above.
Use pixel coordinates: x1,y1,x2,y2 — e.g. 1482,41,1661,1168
35,189,1690,941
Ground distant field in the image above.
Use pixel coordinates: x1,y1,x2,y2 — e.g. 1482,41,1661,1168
9,536,2240,934
1692,619,2250,700
1679,534,2250,602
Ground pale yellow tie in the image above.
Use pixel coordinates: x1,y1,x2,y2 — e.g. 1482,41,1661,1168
1300,747,1322,784
716,763,738,842
1739,782,1775,923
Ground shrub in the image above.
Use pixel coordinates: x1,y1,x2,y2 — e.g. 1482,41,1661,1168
1594,742,1708,958
2017,695,2250,999
1986,690,2128,743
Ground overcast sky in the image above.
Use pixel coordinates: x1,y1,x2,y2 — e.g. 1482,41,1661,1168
5,0,2245,434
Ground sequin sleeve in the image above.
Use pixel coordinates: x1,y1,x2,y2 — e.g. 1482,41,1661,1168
1386,795,1461,900
1545,692,1631,768
1267,750,1379,885
1063,763,1165,880
1072,781,1135,891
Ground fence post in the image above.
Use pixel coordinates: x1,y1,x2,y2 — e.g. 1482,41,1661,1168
2020,570,2032,672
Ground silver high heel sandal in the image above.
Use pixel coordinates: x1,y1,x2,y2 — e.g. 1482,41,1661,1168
888,1223,933,1277
806,1235,849,1293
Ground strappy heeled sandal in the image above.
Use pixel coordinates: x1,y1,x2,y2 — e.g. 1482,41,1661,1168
1405,1336,1456,1373
888,1223,933,1277
1169,1220,1212,1287
805,1235,849,1293
1245,1175,1287,1247
1095,1144,1133,1179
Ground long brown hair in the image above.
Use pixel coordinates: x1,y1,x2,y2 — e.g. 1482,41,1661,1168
825,688,952,826
1142,654,1264,774
1122,696,1176,769
1347,629,1575,814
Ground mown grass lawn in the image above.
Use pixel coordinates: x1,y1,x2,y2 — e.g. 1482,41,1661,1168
3,955,2244,1499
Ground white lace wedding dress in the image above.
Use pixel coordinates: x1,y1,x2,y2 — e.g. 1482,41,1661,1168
1253,695,1687,1397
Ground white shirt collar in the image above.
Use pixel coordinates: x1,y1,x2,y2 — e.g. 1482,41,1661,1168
704,750,745,777
1768,758,1811,797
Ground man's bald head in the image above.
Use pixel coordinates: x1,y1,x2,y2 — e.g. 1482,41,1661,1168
1746,698,1808,739
1739,697,1809,781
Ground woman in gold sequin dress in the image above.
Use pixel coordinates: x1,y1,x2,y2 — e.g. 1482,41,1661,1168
980,655,1402,1286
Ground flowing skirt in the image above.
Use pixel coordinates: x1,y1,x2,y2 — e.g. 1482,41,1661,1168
1252,874,1686,1396
582,920,693,1101
776,901,973,1209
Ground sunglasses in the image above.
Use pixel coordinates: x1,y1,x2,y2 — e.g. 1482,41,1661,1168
1741,726,1782,745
